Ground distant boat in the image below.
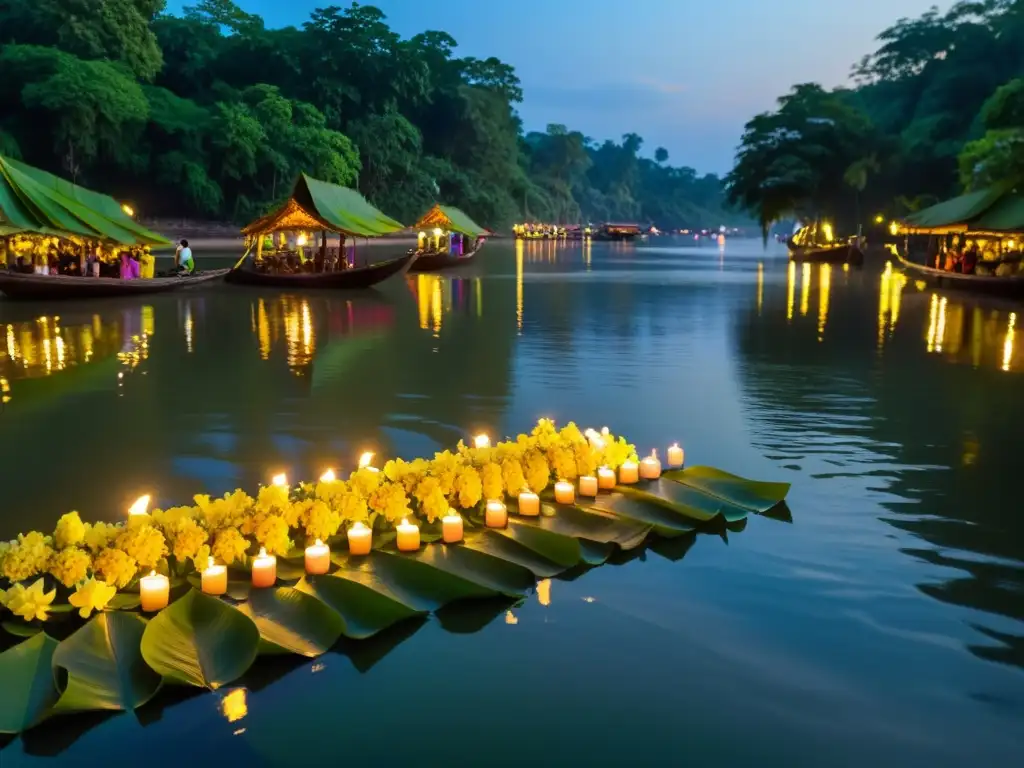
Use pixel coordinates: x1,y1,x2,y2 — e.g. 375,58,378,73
594,223,642,241
787,223,864,265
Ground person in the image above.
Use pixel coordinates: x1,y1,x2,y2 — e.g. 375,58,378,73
963,244,979,275
175,239,194,275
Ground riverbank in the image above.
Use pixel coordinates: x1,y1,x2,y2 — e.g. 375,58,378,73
149,233,421,255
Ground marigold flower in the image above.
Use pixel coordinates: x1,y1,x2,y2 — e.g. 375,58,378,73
453,465,483,509
480,463,504,502
49,547,92,588
54,511,87,549
2,531,54,583
115,525,168,569
212,528,250,566
93,547,138,589
68,577,117,619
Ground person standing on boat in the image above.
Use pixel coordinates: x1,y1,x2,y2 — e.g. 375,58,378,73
175,239,195,275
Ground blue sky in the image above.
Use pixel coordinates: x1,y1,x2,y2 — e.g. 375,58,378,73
166,0,941,173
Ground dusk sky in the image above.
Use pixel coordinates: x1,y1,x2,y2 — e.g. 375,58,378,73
167,0,942,174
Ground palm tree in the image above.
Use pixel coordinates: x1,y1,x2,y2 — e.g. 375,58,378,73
844,154,880,235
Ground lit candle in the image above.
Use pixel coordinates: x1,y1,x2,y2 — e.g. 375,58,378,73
485,499,508,528
271,473,288,487
252,547,277,588
319,468,337,483
667,443,684,468
201,557,227,596
473,433,490,449
305,539,331,575
396,519,420,551
128,494,151,519
517,491,539,517
442,510,464,543
358,452,379,473
140,571,169,612
619,461,639,484
579,475,598,497
554,480,575,505
597,467,616,490
347,521,372,555
639,450,661,480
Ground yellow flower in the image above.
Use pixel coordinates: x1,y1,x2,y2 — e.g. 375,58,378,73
190,544,211,571
68,577,117,619
0,541,10,576
256,485,291,515
297,499,341,542
348,467,381,498
368,482,411,523
2,531,54,583
54,511,87,549
453,465,483,509
195,490,252,530
253,514,291,556
337,491,369,524
480,463,504,501
3,579,57,622
414,476,448,523
430,451,460,496
501,458,526,496
169,517,209,563
525,451,551,493
49,547,92,588
212,528,250,566
115,525,167,569
93,548,139,588
83,521,119,553
549,446,578,481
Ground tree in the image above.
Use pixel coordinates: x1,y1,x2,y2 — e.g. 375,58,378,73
655,147,669,163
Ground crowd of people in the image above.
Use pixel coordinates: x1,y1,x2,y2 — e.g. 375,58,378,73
928,237,1024,277
0,236,197,279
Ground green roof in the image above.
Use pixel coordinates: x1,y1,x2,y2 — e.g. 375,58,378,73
0,155,170,246
969,193,1024,231
243,174,405,237
901,182,1024,232
415,204,489,237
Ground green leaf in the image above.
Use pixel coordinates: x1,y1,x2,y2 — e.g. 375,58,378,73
2,620,42,638
460,529,567,577
52,612,161,712
0,633,59,734
107,594,142,611
664,466,791,513
616,480,728,522
512,503,652,549
584,492,700,534
405,543,535,596
497,520,586,568
237,587,345,657
140,589,259,690
295,575,423,639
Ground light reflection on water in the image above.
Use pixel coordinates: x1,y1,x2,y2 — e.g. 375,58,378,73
1,237,1023,765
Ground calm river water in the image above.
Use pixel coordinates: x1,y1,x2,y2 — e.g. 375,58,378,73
1,237,1022,766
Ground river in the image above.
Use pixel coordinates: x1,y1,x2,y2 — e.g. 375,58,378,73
1,237,1022,766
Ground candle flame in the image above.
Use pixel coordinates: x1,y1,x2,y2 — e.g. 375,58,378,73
319,469,336,483
650,449,658,459
400,518,408,526
473,433,490,449
358,451,374,469
601,426,609,436
271,473,287,487
128,494,151,516
208,556,215,569
315,539,323,547
671,442,679,449
258,547,267,558
350,521,367,531
148,570,156,578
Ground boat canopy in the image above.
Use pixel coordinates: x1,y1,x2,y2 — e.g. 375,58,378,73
900,183,1024,234
242,174,404,237
414,204,488,237
0,155,170,246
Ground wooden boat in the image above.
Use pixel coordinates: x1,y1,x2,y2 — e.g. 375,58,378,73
787,239,865,265
894,252,1024,298
407,243,483,273
225,252,415,289
0,269,228,301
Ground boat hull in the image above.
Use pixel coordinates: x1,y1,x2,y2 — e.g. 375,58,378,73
225,252,414,289
788,241,864,265
0,269,229,301
407,244,482,273
895,253,1024,298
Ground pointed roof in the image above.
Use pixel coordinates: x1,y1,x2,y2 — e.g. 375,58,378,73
0,155,169,245
900,182,1024,233
414,204,488,237
241,174,404,237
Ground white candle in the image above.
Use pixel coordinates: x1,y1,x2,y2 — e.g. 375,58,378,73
517,491,539,517
640,450,661,480
271,473,288,487
305,539,331,574
485,500,508,528
396,519,420,551
619,461,639,484
473,433,490,449
347,521,372,555
201,557,227,596
597,467,616,490
252,547,277,588
579,475,598,497
442,511,464,543
554,480,575,505
140,571,169,612
667,443,684,468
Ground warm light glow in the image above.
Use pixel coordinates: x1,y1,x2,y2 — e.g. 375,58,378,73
889,221,900,236
319,469,337,483
432,228,443,237
271,473,287,487
817,264,831,342
874,214,884,224
800,262,811,317
474,433,491,449
221,688,248,723
786,260,796,322
515,238,524,333
756,262,763,315
296,233,308,247
1003,312,1016,372
537,579,551,607
821,222,834,243
926,293,939,353
128,495,151,517
358,452,374,469
121,203,135,217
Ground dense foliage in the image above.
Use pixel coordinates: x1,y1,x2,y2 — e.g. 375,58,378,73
726,0,1024,236
0,0,735,229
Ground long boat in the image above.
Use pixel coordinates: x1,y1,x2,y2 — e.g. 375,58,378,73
894,251,1024,298
225,252,415,289
787,239,865,265
0,269,228,301
407,242,483,273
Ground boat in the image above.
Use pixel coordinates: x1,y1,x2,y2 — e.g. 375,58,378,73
0,269,228,301
226,252,414,289
787,240,865,265
893,251,1024,298
593,223,642,241
408,242,483,273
